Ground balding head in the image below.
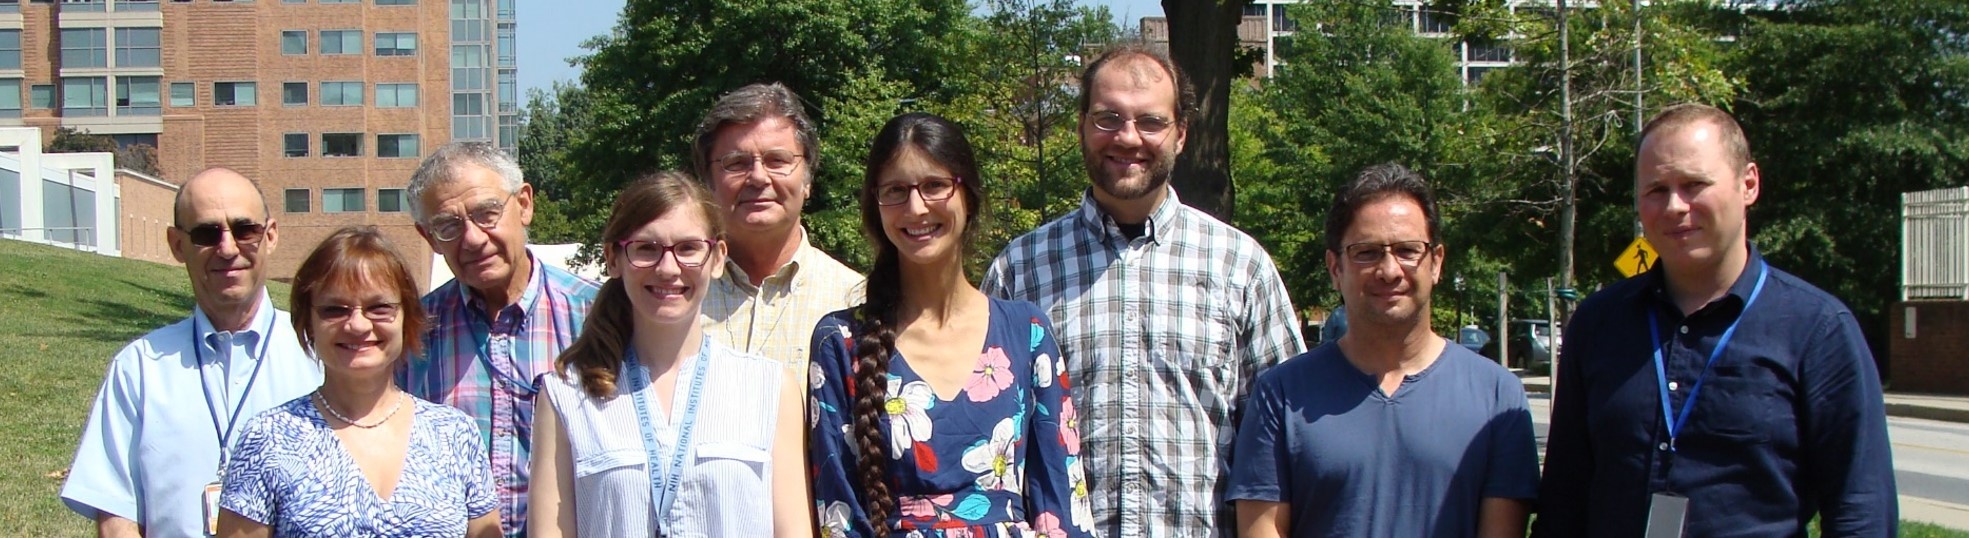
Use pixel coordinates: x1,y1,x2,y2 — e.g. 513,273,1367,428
168,167,281,330
174,167,269,229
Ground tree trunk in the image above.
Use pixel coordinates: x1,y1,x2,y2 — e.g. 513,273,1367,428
1161,0,1247,223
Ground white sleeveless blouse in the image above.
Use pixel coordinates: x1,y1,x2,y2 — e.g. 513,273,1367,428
541,340,784,538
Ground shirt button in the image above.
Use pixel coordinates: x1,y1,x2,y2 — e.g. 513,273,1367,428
1659,442,1670,451
1678,325,1689,334
1668,381,1679,391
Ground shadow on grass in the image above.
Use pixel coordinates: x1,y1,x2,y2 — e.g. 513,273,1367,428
17,278,195,345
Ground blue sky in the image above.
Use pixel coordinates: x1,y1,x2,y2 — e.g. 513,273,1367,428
515,0,1166,97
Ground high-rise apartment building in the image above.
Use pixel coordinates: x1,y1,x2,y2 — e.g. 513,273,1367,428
0,0,518,286
1144,0,1542,82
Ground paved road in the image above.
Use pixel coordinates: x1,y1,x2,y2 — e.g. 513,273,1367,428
1527,393,1969,528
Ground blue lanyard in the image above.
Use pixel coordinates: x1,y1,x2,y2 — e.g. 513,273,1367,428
192,312,275,476
625,335,712,535
1648,262,1768,452
467,291,557,394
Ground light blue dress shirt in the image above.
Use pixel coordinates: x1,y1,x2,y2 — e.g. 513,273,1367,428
61,292,322,536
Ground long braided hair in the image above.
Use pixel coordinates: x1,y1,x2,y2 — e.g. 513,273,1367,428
555,171,724,399
849,112,984,530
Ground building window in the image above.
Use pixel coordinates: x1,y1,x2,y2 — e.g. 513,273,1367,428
377,188,407,212
284,188,309,212
322,132,361,157
282,82,306,106
0,0,17,12
321,81,362,106
61,77,108,116
168,82,192,106
30,84,52,109
114,28,161,68
115,76,160,115
497,70,516,112
496,23,514,67
321,30,361,54
283,133,308,157
0,30,20,70
61,0,105,12
452,45,487,91
60,29,109,68
281,30,307,55
323,188,365,212
0,79,19,119
214,81,256,106
320,0,355,4
377,134,418,158
376,83,417,108
376,0,413,4
281,0,303,4
450,0,482,19
374,32,416,56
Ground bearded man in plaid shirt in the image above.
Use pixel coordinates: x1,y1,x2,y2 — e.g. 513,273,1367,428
983,44,1305,538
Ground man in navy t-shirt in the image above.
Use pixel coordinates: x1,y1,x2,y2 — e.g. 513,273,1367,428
1227,163,1540,538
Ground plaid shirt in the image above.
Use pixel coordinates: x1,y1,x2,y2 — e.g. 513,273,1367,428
398,253,599,538
702,227,863,376
983,189,1305,538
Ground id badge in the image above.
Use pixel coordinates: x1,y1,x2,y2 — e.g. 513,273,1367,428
202,481,222,537
1644,493,1689,538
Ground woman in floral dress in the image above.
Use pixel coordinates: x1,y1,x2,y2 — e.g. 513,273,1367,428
806,112,1095,538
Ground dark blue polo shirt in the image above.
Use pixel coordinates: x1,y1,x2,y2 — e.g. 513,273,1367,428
1531,250,1897,537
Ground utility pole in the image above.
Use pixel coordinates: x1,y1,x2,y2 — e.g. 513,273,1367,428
1556,0,1578,320
1633,0,1644,133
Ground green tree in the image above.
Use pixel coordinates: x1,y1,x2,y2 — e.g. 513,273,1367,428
1238,0,1473,316
1729,0,1969,363
516,83,598,245
566,0,971,262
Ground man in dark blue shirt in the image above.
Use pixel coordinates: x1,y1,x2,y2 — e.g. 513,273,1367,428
1532,103,1897,537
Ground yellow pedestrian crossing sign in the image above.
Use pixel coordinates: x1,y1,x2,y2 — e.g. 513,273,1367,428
1615,237,1657,278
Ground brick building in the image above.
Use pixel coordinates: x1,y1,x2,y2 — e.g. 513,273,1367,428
0,0,518,287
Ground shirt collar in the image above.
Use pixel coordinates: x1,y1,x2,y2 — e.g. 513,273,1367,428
722,226,815,293
1640,244,1767,314
464,248,546,320
191,289,277,353
1075,186,1183,246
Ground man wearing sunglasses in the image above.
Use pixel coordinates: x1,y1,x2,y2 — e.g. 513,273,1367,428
399,141,601,538
983,44,1304,538
690,83,861,383
63,168,323,538
1226,164,1538,538
1533,104,1895,537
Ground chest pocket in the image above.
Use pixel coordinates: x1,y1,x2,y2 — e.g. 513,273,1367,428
1687,365,1784,445
573,448,645,480
1163,278,1238,372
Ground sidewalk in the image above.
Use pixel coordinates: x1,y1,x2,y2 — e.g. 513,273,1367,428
1520,376,1969,424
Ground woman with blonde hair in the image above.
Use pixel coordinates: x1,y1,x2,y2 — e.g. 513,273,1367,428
528,171,811,537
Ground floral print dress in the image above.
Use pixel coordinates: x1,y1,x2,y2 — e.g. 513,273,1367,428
808,297,1096,538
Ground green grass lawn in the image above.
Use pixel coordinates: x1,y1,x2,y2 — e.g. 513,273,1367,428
0,239,288,536
2,238,1966,536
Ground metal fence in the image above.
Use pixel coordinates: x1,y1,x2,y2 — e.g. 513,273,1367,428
1904,187,1969,300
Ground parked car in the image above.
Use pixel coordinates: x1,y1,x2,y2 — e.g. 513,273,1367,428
1455,325,1491,354
1482,319,1560,370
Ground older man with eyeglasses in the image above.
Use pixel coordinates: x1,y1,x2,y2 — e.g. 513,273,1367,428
692,83,862,381
62,167,323,538
398,141,600,538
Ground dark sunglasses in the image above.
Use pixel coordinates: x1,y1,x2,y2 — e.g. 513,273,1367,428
179,219,267,247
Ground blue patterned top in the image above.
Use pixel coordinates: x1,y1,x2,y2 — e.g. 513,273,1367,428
808,297,1096,538
220,395,497,537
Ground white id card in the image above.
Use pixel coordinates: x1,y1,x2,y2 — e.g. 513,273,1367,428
202,481,222,537
1644,493,1689,538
